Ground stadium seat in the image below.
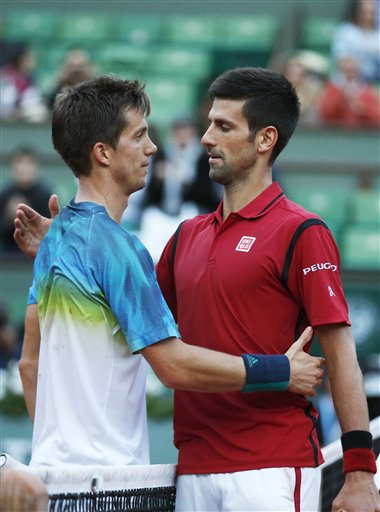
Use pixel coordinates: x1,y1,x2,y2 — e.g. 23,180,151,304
349,190,380,226
4,10,60,42
110,15,164,46
58,13,111,43
219,16,279,50
148,46,212,80
299,17,338,55
162,16,218,47
98,44,150,76
212,16,279,75
145,78,197,129
341,226,380,270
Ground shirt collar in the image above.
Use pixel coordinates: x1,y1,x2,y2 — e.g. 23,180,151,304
68,199,107,214
211,181,285,223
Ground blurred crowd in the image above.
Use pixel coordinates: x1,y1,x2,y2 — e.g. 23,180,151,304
1,0,379,248
273,0,380,129
1,0,379,239
1,0,379,127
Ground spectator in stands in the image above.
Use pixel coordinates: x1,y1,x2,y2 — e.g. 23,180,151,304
331,0,380,84
122,123,167,230
185,151,223,213
145,117,203,216
0,18,25,69
47,46,98,109
273,50,328,127
319,55,380,128
0,148,51,253
0,43,47,122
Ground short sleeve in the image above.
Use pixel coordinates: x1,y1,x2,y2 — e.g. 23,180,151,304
27,280,38,305
87,224,180,353
286,223,350,327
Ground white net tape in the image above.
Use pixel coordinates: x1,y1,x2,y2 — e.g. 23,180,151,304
0,453,176,493
1,454,177,511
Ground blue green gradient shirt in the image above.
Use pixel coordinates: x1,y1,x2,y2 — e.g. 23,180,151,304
28,201,179,466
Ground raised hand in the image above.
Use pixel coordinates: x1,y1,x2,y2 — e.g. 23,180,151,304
13,194,60,260
286,327,325,396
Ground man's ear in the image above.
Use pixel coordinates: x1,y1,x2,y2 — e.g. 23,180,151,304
256,126,278,156
92,142,111,166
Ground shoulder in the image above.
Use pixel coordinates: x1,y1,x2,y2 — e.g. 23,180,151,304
277,196,325,227
179,212,214,233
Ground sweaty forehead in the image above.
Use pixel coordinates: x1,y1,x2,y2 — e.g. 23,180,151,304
208,98,247,123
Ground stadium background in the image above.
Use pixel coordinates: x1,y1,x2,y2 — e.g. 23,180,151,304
1,0,379,488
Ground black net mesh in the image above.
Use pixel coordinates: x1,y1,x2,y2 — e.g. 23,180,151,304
49,486,176,512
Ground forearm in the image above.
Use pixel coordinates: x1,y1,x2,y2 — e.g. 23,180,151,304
18,304,40,422
18,359,38,421
143,327,318,394
319,325,380,512
143,338,246,392
328,358,369,433
317,324,369,432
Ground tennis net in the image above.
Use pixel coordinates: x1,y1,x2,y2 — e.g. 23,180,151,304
319,415,380,511
0,455,176,512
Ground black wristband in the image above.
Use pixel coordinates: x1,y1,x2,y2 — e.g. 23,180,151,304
341,430,373,451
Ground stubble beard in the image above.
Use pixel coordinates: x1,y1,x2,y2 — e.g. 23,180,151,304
209,161,231,186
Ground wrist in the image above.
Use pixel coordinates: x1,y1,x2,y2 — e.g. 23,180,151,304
341,430,377,474
241,354,290,392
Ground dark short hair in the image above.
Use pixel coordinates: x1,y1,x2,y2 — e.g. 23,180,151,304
52,76,150,176
208,67,300,164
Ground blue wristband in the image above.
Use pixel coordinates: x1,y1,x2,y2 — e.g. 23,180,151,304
241,354,290,392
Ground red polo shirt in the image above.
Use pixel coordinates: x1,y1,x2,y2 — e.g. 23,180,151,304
156,182,350,475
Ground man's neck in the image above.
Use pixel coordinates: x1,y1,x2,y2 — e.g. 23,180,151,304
222,173,272,221
76,180,129,224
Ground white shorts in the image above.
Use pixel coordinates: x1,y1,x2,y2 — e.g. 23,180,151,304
176,467,321,512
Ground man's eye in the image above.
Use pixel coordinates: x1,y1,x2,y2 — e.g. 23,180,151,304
220,125,230,132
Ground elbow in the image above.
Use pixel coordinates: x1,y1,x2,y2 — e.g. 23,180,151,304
156,362,184,390
18,356,38,382
155,352,192,390
144,338,192,390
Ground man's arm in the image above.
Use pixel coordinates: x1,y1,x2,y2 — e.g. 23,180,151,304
18,304,40,422
141,326,324,395
316,324,380,512
13,194,59,259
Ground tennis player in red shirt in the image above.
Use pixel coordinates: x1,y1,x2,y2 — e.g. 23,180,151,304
156,68,379,512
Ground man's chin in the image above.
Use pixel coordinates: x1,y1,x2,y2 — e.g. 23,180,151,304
209,167,226,185
129,180,147,195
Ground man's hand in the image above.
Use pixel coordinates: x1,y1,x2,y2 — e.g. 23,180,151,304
13,194,60,260
332,471,380,512
0,467,49,512
285,327,325,396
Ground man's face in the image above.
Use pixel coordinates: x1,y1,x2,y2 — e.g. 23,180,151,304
201,98,257,187
109,108,157,196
